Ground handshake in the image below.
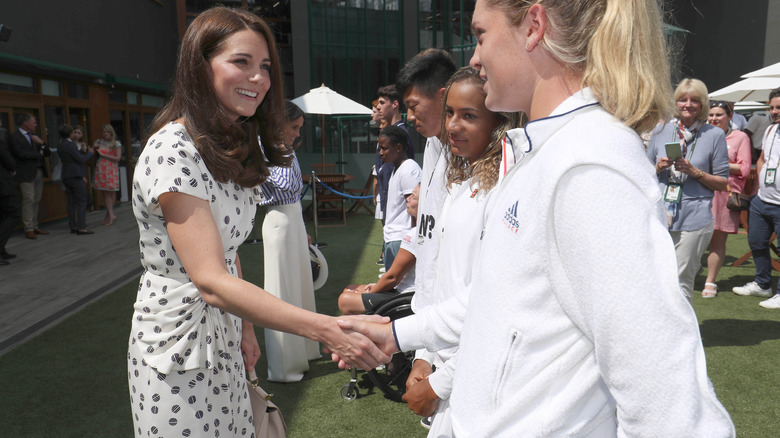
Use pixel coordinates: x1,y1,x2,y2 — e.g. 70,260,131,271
324,314,400,370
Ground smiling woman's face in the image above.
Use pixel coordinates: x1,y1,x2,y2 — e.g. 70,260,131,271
445,80,499,162
676,94,703,126
209,29,271,121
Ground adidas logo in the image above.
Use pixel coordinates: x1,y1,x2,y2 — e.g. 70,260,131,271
502,201,520,234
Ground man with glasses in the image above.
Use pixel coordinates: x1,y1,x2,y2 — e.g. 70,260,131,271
733,87,780,308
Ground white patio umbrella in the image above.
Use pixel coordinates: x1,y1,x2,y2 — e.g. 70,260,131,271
734,101,769,111
708,77,780,102
291,85,372,171
741,61,780,78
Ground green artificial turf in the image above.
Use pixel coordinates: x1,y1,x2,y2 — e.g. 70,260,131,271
0,213,778,437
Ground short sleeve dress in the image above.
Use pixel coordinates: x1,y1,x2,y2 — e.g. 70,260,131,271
711,129,751,233
93,141,121,191
127,122,261,437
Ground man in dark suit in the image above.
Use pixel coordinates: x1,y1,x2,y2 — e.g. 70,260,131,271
57,124,95,235
9,113,50,239
0,127,21,264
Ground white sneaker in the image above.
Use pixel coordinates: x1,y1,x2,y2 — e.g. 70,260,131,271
379,267,386,273
732,281,773,298
759,294,780,309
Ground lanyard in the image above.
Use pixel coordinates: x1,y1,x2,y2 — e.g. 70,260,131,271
670,124,700,160
766,125,779,168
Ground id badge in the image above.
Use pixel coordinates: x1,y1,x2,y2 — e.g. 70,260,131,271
766,168,777,185
664,183,682,203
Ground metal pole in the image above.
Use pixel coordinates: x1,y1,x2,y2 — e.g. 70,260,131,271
311,171,327,248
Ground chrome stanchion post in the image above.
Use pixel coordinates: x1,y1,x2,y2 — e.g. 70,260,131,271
311,171,327,248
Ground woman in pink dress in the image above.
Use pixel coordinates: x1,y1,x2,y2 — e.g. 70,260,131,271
92,124,122,225
703,100,751,297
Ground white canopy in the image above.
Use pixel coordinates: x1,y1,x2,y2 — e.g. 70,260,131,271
291,85,372,115
708,77,780,102
734,101,769,111
741,61,780,78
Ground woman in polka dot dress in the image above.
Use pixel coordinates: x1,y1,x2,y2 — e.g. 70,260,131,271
128,7,390,437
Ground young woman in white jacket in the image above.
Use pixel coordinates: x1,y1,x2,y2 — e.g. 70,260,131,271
334,0,735,437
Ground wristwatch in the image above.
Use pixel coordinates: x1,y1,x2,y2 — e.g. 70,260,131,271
693,169,705,179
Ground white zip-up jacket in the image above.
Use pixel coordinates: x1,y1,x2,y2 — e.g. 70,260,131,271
395,89,735,437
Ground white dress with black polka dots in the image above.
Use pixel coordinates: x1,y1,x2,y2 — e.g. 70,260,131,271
128,122,260,437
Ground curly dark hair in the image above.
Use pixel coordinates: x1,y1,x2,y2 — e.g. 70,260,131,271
439,67,525,193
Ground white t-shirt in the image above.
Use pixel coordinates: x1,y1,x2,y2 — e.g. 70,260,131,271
758,123,780,205
394,227,417,293
412,137,448,312
371,164,384,220
383,159,421,242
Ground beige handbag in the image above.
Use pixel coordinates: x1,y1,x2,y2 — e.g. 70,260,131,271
247,368,287,437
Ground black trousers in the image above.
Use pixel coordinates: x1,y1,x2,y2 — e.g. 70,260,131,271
0,191,21,252
63,177,88,230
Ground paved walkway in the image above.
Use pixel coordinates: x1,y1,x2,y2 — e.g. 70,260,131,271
0,204,142,356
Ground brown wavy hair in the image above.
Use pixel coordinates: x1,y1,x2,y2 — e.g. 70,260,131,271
440,67,524,193
147,6,289,187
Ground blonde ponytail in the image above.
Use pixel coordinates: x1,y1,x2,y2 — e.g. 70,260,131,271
486,0,674,134
584,0,673,134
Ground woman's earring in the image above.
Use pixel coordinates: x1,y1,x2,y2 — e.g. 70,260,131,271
525,41,530,51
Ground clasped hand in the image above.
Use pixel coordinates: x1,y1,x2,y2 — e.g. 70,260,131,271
324,316,398,370
403,359,439,417
657,157,697,176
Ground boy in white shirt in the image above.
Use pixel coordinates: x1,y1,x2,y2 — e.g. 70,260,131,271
379,125,421,271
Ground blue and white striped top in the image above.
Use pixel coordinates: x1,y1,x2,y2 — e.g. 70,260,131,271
257,150,303,207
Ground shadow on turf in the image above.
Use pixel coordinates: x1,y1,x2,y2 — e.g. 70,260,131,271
700,319,780,347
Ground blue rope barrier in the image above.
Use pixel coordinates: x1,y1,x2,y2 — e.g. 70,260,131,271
300,183,310,200
315,177,373,199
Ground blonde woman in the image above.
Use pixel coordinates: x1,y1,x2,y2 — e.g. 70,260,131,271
337,0,735,436
647,79,729,302
93,124,122,225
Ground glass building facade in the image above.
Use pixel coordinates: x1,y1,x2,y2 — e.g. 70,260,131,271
309,1,404,108
418,0,477,67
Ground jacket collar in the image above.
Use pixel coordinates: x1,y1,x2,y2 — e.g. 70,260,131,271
503,88,600,168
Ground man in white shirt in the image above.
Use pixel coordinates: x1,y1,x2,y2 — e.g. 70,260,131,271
394,48,456,430
733,87,780,309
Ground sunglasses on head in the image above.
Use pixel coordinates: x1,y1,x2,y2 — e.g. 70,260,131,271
710,100,730,109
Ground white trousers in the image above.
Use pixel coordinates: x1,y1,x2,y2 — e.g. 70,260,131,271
670,221,714,303
262,203,321,382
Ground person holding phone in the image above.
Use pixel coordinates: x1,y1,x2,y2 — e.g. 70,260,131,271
647,78,729,303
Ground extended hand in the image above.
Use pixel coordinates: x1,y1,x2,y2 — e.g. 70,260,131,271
402,377,440,417
323,314,393,370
